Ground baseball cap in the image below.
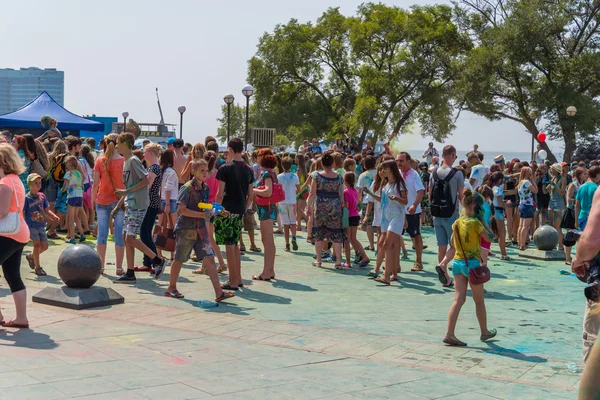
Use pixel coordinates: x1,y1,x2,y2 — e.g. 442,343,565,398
27,173,42,185
167,137,176,145
560,162,568,167
173,138,184,148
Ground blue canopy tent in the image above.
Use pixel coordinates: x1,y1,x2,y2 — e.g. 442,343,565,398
0,91,103,135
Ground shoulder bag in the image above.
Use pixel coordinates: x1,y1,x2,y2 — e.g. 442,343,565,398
453,224,490,285
0,178,21,235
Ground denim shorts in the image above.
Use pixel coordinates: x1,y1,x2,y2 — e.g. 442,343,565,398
494,208,505,220
518,204,534,219
452,258,481,278
161,199,177,212
67,197,83,207
29,226,48,242
434,215,457,247
96,202,125,246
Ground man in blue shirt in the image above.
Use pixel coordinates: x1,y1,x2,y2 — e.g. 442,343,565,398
576,166,600,230
310,138,322,155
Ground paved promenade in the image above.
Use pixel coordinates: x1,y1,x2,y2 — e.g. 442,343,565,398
0,226,585,399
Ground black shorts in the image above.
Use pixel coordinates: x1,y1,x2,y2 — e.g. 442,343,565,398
405,213,421,238
349,216,361,227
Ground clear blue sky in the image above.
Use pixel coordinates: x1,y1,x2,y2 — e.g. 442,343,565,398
1,0,563,156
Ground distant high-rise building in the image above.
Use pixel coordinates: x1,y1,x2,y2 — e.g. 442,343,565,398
0,67,64,115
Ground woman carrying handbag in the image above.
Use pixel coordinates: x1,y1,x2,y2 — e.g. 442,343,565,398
0,144,31,328
444,188,497,347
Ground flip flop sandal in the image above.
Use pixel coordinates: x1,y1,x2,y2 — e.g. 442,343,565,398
116,269,125,275
443,280,454,288
47,233,60,239
435,266,448,285
367,270,379,278
217,264,228,273
411,263,424,272
480,328,497,341
443,336,467,346
390,277,399,282
240,245,247,252
312,262,322,267
164,290,185,299
252,275,272,281
358,259,370,268
221,283,239,291
34,268,47,276
374,277,391,285
2,321,29,329
26,254,35,269
250,246,262,252
192,268,207,275
216,291,235,302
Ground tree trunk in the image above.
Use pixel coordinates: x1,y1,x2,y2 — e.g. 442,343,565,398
563,126,576,163
524,123,557,164
357,126,369,149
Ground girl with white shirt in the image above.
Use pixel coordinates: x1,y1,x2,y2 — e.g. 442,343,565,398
159,150,178,259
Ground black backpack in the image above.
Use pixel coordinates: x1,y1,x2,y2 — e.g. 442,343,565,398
430,167,457,218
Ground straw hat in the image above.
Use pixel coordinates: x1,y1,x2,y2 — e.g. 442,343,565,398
493,154,505,164
550,163,563,174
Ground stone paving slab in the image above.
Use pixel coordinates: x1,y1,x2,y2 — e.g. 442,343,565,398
0,227,585,398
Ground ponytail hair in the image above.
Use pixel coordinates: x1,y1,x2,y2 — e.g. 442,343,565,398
103,133,119,172
204,150,217,171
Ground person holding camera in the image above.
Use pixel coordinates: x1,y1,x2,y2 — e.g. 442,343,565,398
572,185,600,362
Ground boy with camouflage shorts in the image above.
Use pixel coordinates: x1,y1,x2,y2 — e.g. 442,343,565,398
164,159,235,302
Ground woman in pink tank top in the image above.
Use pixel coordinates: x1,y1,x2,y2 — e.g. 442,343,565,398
0,144,31,328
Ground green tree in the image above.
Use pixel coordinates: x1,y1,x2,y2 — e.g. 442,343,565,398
246,4,469,148
454,0,600,162
216,103,246,143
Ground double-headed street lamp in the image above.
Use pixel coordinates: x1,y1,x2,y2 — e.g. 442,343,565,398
122,111,129,133
242,85,254,151
223,94,235,144
178,105,186,140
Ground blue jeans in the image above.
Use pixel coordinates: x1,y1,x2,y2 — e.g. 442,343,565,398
96,202,125,246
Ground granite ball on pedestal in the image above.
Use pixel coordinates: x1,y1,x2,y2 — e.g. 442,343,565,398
533,225,559,251
57,244,102,288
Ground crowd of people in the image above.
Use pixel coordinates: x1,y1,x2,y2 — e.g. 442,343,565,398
0,131,598,352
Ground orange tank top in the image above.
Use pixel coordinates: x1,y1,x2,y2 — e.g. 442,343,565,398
0,174,30,244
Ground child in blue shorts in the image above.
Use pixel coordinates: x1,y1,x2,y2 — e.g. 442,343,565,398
24,173,59,276
444,188,497,347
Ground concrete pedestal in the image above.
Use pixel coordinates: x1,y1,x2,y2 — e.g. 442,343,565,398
32,286,124,310
519,249,566,261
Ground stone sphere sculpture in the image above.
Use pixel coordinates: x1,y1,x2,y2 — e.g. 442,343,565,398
533,225,559,251
57,245,102,288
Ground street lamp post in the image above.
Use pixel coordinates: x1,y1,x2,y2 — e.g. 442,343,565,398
242,85,254,151
178,105,186,140
567,106,577,159
223,94,235,144
122,111,129,133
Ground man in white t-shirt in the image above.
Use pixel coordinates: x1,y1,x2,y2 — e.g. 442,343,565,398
468,152,489,190
277,157,300,252
397,152,426,271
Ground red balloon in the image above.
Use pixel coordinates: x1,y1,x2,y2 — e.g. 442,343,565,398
537,132,547,142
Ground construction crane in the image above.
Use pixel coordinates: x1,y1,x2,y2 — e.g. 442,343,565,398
156,87,165,125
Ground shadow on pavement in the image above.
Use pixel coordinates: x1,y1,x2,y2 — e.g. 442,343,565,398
180,298,254,316
271,279,317,292
475,341,548,363
472,291,536,302
0,329,59,350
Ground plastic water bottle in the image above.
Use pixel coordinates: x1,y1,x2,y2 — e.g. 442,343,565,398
198,300,219,308
566,363,579,373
